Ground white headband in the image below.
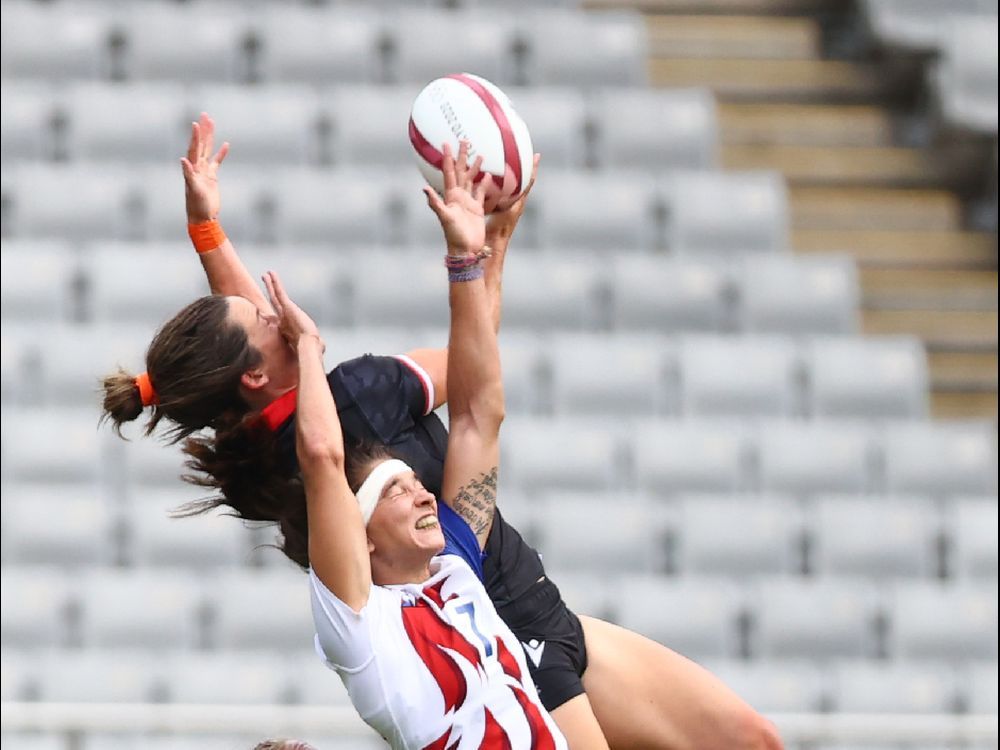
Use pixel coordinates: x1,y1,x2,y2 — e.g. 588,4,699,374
355,459,414,525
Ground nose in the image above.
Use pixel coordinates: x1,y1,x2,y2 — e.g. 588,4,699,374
416,488,435,507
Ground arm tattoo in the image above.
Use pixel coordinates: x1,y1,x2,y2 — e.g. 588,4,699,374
451,467,498,537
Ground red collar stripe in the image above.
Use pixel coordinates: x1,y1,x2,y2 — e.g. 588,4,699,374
260,388,298,432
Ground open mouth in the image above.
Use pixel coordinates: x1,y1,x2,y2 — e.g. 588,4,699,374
415,514,439,530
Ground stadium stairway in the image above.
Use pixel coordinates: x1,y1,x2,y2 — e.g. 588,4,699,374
591,0,999,419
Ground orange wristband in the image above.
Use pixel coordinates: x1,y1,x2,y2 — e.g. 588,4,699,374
188,219,227,254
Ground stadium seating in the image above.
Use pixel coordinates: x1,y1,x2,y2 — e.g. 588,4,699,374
948,496,1000,578
830,660,960,713
703,659,829,712
633,419,752,495
756,420,876,495
887,580,999,660
0,0,113,81
207,569,315,651
1,568,74,649
0,241,81,323
882,420,998,496
0,83,58,162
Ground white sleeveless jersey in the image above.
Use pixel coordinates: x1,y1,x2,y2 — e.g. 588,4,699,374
310,555,567,750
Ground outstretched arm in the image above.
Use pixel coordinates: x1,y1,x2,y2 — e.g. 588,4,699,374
264,271,371,612
424,142,503,549
404,156,539,410
182,112,274,315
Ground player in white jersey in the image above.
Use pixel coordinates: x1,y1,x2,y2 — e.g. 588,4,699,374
265,140,567,750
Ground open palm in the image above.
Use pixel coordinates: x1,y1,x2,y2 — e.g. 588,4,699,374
180,112,229,223
424,141,488,256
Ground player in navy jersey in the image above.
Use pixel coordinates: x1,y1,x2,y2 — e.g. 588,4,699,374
101,114,781,750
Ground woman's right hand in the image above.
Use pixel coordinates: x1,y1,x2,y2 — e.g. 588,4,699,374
262,271,324,353
180,112,229,223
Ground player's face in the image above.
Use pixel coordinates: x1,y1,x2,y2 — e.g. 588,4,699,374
367,468,445,565
225,295,297,376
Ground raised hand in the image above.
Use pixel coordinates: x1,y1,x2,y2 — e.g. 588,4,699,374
262,271,323,353
180,112,230,223
423,140,488,256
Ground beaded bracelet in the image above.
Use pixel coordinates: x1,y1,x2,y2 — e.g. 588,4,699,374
444,245,493,270
448,265,485,282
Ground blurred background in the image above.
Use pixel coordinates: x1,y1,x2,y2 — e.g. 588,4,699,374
1,0,997,748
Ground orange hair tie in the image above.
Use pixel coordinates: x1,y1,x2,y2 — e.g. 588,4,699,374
188,219,227,254
135,372,158,406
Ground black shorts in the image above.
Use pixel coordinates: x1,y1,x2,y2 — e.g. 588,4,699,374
484,510,588,712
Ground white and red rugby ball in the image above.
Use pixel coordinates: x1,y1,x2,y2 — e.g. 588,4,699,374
409,73,533,212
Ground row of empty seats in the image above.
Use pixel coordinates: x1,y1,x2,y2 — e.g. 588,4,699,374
2,409,994,497
1,82,718,170
0,165,789,252
3,485,995,580
6,245,844,333
3,328,930,419
1,2,647,87
3,566,995,660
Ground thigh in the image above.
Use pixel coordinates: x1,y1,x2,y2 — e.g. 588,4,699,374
579,615,782,750
548,693,611,750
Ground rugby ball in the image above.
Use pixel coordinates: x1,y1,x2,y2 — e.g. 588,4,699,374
409,73,533,212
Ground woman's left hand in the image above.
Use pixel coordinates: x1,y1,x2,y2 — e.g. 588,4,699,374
262,271,324,353
423,140,488,256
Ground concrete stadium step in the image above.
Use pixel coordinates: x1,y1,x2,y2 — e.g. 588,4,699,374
860,268,999,310
647,15,820,59
862,309,999,349
649,58,918,103
721,144,976,187
791,230,998,268
931,391,999,419
719,103,895,147
588,0,843,14
790,187,963,231
930,351,999,392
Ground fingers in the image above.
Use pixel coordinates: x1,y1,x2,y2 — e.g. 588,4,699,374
423,185,446,219
186,121,199,164
467,154,483,189
180,157,194,182
200,112,214,162
214,141,230,166
454,140,469,186
523,153,541,196
441,143,457,193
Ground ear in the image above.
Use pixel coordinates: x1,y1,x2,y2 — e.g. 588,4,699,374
240,367,269,391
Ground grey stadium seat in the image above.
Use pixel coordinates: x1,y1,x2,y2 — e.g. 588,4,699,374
949,496,999,579
287,652,354,706
618,575,744,659
830,660,959,713
389,10,517,86
497,253,607,331
0,734,64,750
592,87,718,170
673,494,803,577
77,569,204,649
677,335,800,418
1,407,109,486
543,569,616,622
1,83,58,162
965,661,999,713
549,333,673,417
125,504,250,569
208,569,315,651
1,241,81,323
4,165,140,242
63,82,189,163
326,86,417,168
887,580,998,660
85,244,208,324
501,87,587,169
350,249,449,329
738,253,860,335
702,659,827,713
808,495,941,579
1,486,117,567
934,15,999,133
883,420,998,496
38,649,162,703
164,650,291,705
118,430,193,492
254,5,381,85
664,170,789,255
633,419,752,495
805,335,929,419
116,2,252,83
500,417,627,492
1,0,113,80
756,419,876,495
534,492,668,573
1,568,74,648
498,331,549,415
611,256,732,333
518,10,648,87
750,577,880,659
862,0,995,53
190,84,323,165
269,168,395,246
532,170,659,252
